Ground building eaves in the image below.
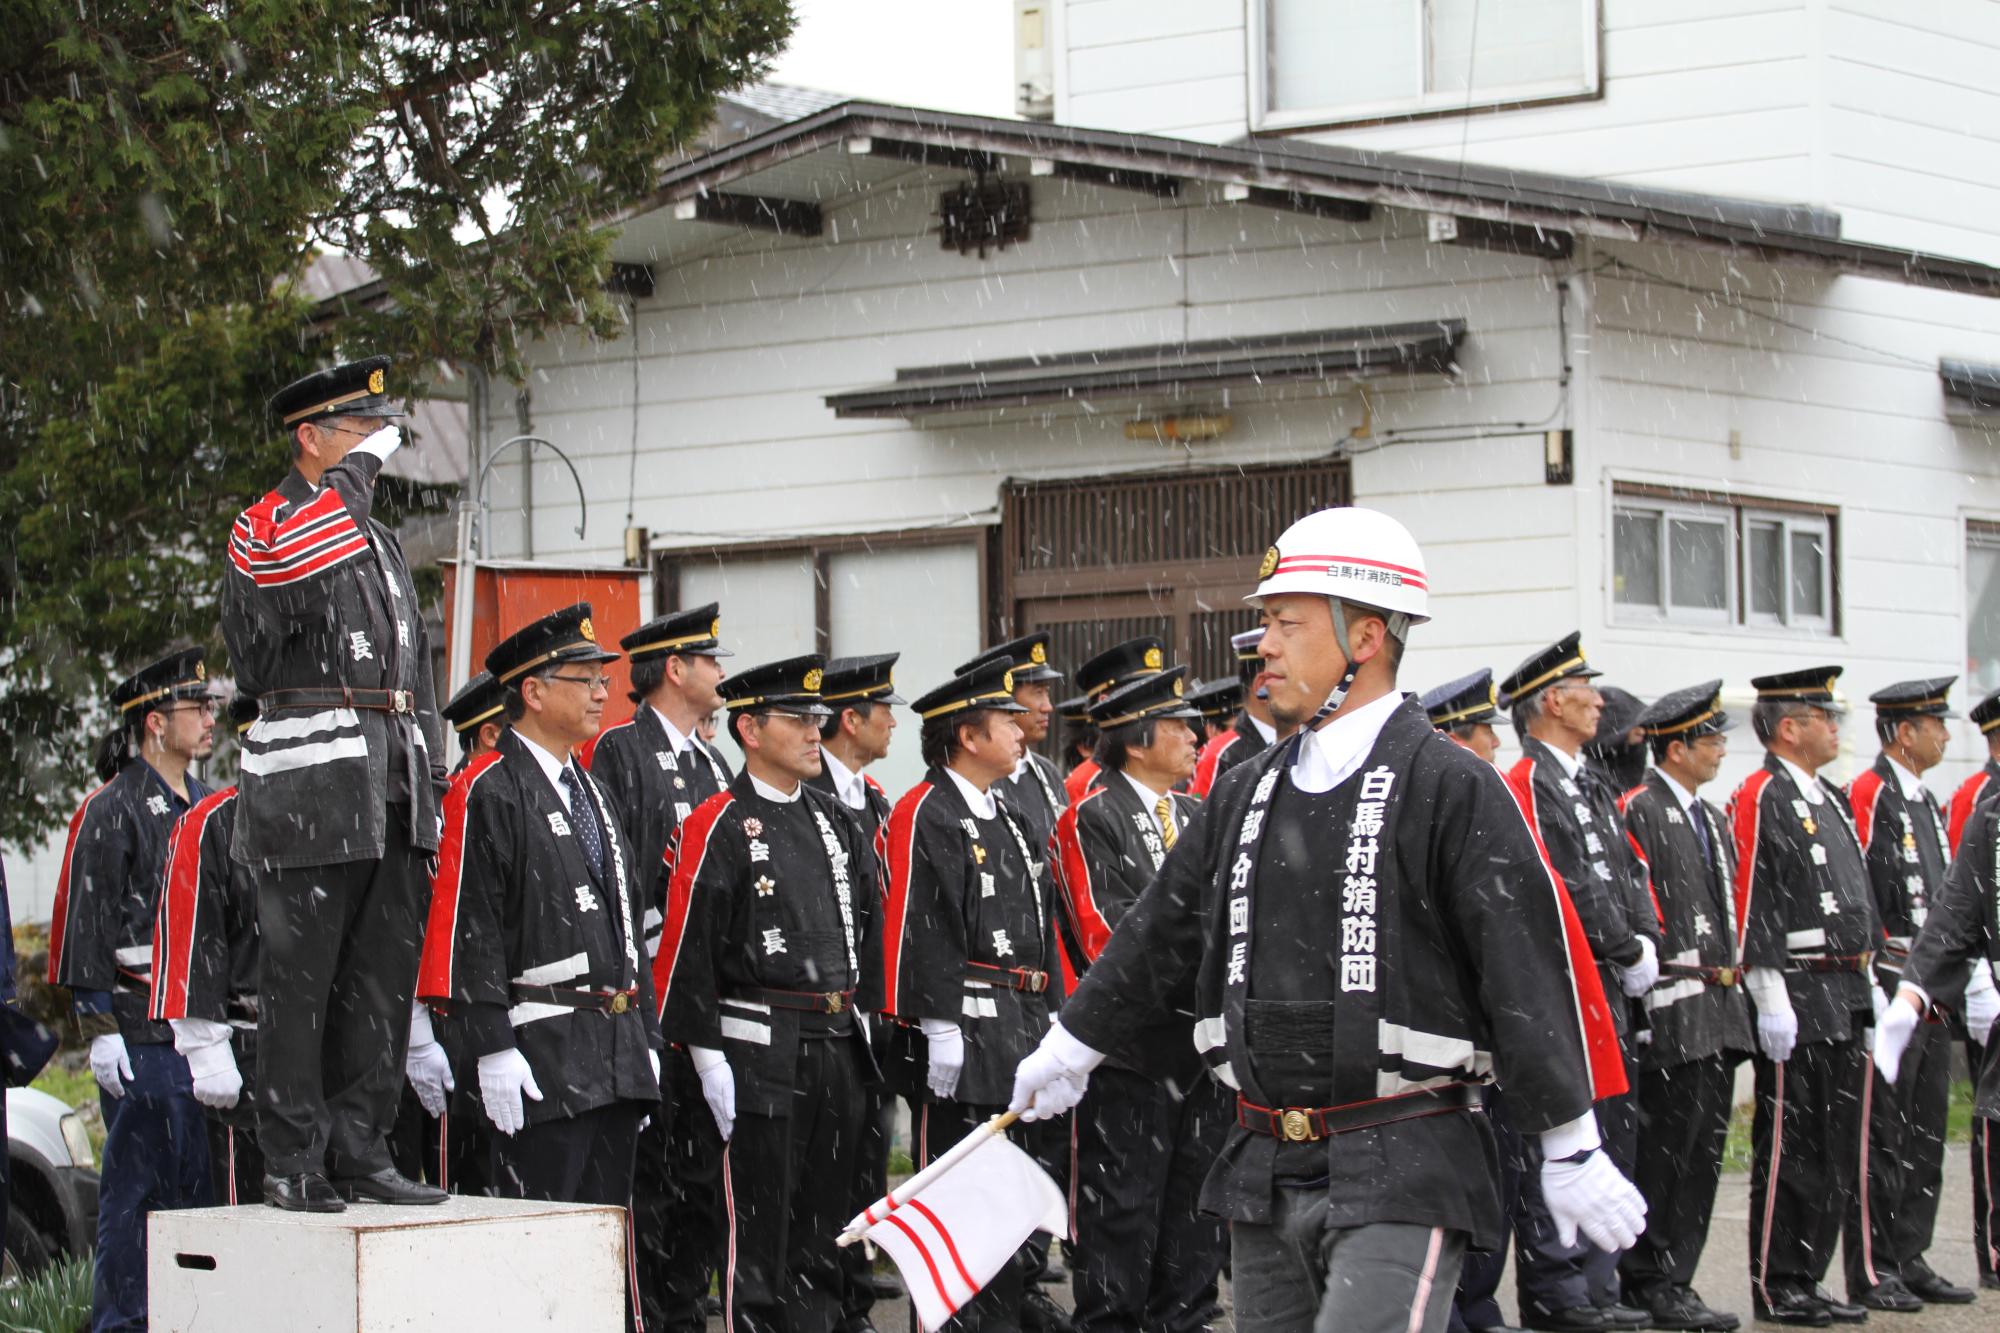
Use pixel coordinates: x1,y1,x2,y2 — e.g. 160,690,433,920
1941,359,2000,412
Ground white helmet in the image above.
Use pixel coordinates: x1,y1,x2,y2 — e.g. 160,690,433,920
1247,506,1429,638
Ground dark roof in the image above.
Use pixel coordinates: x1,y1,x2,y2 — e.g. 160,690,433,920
825,321,1465,419
1942,359,2000,411
616,101,2000,298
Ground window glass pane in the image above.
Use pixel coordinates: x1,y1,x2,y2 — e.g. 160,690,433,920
1747,522,1784,618
677,554,817,668
1612,509,1660,607
1969,536,2000,696
1668,518,1727,611
1267,0,1419,112
1428,0,1588,96
1789,528,1826,620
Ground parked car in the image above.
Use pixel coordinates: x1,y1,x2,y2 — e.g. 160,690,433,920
6,1085,97,1278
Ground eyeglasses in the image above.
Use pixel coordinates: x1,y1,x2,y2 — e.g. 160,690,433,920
542,673,613,693
756,709,819,725
162,700,218,719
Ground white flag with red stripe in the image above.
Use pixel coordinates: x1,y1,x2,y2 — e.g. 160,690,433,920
840,1120,1066,1332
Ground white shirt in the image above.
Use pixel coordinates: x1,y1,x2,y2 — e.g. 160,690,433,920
1775,754,1825,805
1121,770,1172,835
1884,753,1927,802
1657,769,1702,815
652,705,696,757
820,747,868,812
513,731,576,811
944,765,998,819
1290,690,1404,795
748,772,801,804
1539,740,1586,783
1247,713,1277,745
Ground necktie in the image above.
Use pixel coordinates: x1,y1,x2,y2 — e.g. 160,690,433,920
1688,800,1713,868
562,766,606,879
1155,795,1177,850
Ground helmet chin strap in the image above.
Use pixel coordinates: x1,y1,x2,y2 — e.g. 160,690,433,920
1310,598,1358,729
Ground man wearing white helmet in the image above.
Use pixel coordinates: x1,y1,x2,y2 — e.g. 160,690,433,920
1011,507,1644,1333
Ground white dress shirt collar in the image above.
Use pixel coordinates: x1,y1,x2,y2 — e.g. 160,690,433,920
652,705,694,755
1247,713,1277,745
1121,770,1171,833
1884,754,1927,803
1290,690,1404,795
1775,754,1825,805
944,765,998,820
820,747,867,811
1656,769,1701,813
748,771,801,804
513,731,575,810
1539,739,1585,782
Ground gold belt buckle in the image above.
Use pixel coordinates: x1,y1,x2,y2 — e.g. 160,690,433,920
825,992,846,1014
1280,1109,1316,1142
1713,966,1738,987
608,992,631,1015
1027,970,1049,993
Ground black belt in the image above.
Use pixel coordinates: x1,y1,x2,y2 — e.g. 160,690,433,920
965,962,1050,994
509,984,638,1015
1658,962,1741,987
264,686,418,715
1236,1083,1481,1143
1785,951,1873,974
731,986,855,1015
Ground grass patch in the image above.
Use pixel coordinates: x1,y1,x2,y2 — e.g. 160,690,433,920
0,1253,92,1333
1723,1077,1977,1173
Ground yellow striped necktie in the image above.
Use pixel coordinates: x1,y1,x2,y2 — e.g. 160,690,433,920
1156,794,1177,850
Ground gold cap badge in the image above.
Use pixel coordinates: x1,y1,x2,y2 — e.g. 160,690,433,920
710,617,721,638
195,662,206,681
368,368,385,395
1258,545,1280,579
1002,668,1015,692
1030,642,1047,665
1172,677,1184,696
580,617,596,642
1143,647,1164,670
803,668,823,692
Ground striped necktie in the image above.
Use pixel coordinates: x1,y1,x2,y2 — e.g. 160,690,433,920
1155,794,1177,850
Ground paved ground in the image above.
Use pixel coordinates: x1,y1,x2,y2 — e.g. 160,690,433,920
847,1148,1994,1333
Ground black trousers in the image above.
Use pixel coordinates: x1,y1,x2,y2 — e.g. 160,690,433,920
839,1082,896,1332
918,1099,1032,1333
384,1082,494,1196
1845,1018,1950,1295
254,804,425,1177
205,1117,266,1207
1072,1065,1229,1333
491,1099,644,1205
725,1034,871,1333
1622,1054,1736,1300
638,1047,727,1333
1517,1050,1637,1317
1450,1088,1524,1333
1749,1037,1866,1302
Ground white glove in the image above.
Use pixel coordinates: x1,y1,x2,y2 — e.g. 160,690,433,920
354,424,403,460
1873,989,1923,1085
689,1046,735,1141
1746,966,1797,1063
171,1018,243,1110
1965,962,2000,1045
1870,984,1890,1026
477,1048,543,1136
1009,1020,1106,1122
404,1001,455,1118
90,1033,135,1099
649,1048,662,1086
921,1019,964,1101
1618,936,1659,998
1542,1149,1648,1252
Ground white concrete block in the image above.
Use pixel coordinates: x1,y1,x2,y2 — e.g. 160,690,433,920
149,1196,625,1332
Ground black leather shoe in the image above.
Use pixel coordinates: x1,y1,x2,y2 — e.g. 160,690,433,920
1807,1288,1867,1323
1602,1304,1650,1329
1751,1288,1831,1327
1900,1266,1973,1305
1647,1288,1739,1331
333,1167,448,1205
1524,1309,1610,1333
1854,1280,1919,1314
1021,1286,1074,1333
263,1172,345,1213
867,1269,905,1299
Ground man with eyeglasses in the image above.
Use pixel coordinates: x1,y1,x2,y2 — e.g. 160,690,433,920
48,648,216,1331
1616,683,1752,1333
655,655,881,1333
1841,679,1982,1310
419,604,662,1236
1501,634,1659,1333
1727,668,1878,1326
221,356,449,1212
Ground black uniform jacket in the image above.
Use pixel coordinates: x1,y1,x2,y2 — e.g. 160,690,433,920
1508,737,1656,1037
654,774,883,1117
1619,774,1752,1068
1902,797,2000,1117
1191,712,1264,799
1050,775,1200,1082
877,768,1059,1106
149,787,257,1029
581,706,733,956
805,760,892,851
1000,752,1068,881
222,449,445,869
1060,699,1620,1241
417,731,661,1127
48,760,209,1044
1726,754,1879,1046
1849,756,1951,992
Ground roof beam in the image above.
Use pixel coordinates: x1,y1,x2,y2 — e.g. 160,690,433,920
846,135,999,175
1031,158,1180,198
1221,183,1372,223
1443,216,1575,262
672,191,823,236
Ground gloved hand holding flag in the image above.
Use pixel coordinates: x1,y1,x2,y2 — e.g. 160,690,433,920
837,1111,1067,1331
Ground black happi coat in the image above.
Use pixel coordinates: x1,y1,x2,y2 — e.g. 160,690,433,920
805,760,893,851
1726,754,1879,1045
583,706,733,955
1902,798,2000,1117
878,768,1059,1106
49,760,210,1044
655,775,882,1117
1192,713,1265,799
222,450,445,869
149,788,258,1029
1619,773,1752,1068
1509,736,1657,1036
1000,752,1069,885
418,731,661,1127
1848,756,1951,993
1050,775,1200,1082
1946,759,2000,854
1060,699,1620,1244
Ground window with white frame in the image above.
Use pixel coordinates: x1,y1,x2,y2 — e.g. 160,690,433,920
1612,490,1835,633
1254,0,1600,129
1969,522,2000,696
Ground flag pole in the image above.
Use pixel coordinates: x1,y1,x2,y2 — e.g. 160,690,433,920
836,1110,1022,1247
